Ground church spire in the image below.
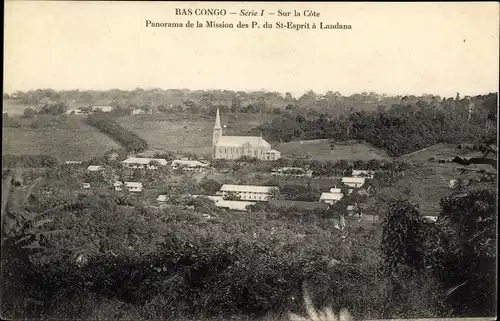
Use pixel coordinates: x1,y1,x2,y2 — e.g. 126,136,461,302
214,107,221,129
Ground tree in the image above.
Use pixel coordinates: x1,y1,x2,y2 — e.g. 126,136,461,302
22,108,37,119
199,179,222,195
436,189,496,316
380,200,432,275
231,97,242,113
40,102,68,115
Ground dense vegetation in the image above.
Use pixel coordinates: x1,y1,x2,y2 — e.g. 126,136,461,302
2,154,59,168
2,178,447,321
259,93,497,157
86,114,149,153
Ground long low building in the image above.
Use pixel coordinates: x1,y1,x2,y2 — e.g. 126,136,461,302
217,184,278,201
271,167,313,178
114,181,143,192
341,177,366,188
352,170,375,179
122,157,168,169
192,195,255,211
171,159,209,172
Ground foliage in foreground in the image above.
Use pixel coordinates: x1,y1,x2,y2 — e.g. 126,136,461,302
1,173,448,320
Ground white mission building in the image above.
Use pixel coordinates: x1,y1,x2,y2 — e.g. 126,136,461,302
212,108,281,161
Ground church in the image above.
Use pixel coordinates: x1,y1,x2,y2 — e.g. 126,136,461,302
212,108,281,161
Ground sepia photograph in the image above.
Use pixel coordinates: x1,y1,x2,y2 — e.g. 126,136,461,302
2,1,498,321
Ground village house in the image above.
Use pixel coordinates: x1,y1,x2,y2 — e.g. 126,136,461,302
156,195,169,205
87,165,103,172
171,159,209,172
92,105,113,112
352,170,375,179
271,167,313,178
81,183,91,189
65,108,84,115
212,108,281,161
122,157,168,169
65,160,83,165
114,181,143,192
342,177,366,188
319,192,343,204
216,184,278,201
132,109,146,116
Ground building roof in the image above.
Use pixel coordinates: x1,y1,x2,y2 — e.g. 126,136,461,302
171,159,208,167
220,184,277,194
319,192,343,201
216,200,256,211
114,181,143,188
274,167,306,172
330,188,342,193
87,165,102,171
192,195,223,202
92,105,113,110
215,136,271,148
352,170,374,177
65,160,83,164
269,200,329,210
157,195,168,202
122,157,168,166
342,177,366,184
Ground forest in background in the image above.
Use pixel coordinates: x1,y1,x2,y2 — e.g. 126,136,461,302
3,90,497,158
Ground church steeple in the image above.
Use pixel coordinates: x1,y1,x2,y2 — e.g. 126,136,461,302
214,107,221,129
213,107,222,150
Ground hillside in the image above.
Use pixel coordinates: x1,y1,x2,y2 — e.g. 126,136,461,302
2,116,121,161
117,113,275,155
278,139,390,161
400,143,484,161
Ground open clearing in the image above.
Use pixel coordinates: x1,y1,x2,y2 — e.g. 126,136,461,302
3,116,121,161
278,139,390,161
118,113,272,155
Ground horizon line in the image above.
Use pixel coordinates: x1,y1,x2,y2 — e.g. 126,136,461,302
4,87,498,98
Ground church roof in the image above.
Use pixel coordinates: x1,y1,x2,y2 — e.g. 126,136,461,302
215,136,271,148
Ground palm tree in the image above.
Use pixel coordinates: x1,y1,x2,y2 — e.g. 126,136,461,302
269,187,281,200
289,289,353,321
2,167,72,267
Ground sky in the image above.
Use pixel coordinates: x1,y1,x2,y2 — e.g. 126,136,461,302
4,1,499,97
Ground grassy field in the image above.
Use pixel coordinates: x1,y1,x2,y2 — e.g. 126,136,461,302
117,113,273,155
400,143,484,162
366,162,492,217
3,99,35,115
2,116,122,162
277,139,390,161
